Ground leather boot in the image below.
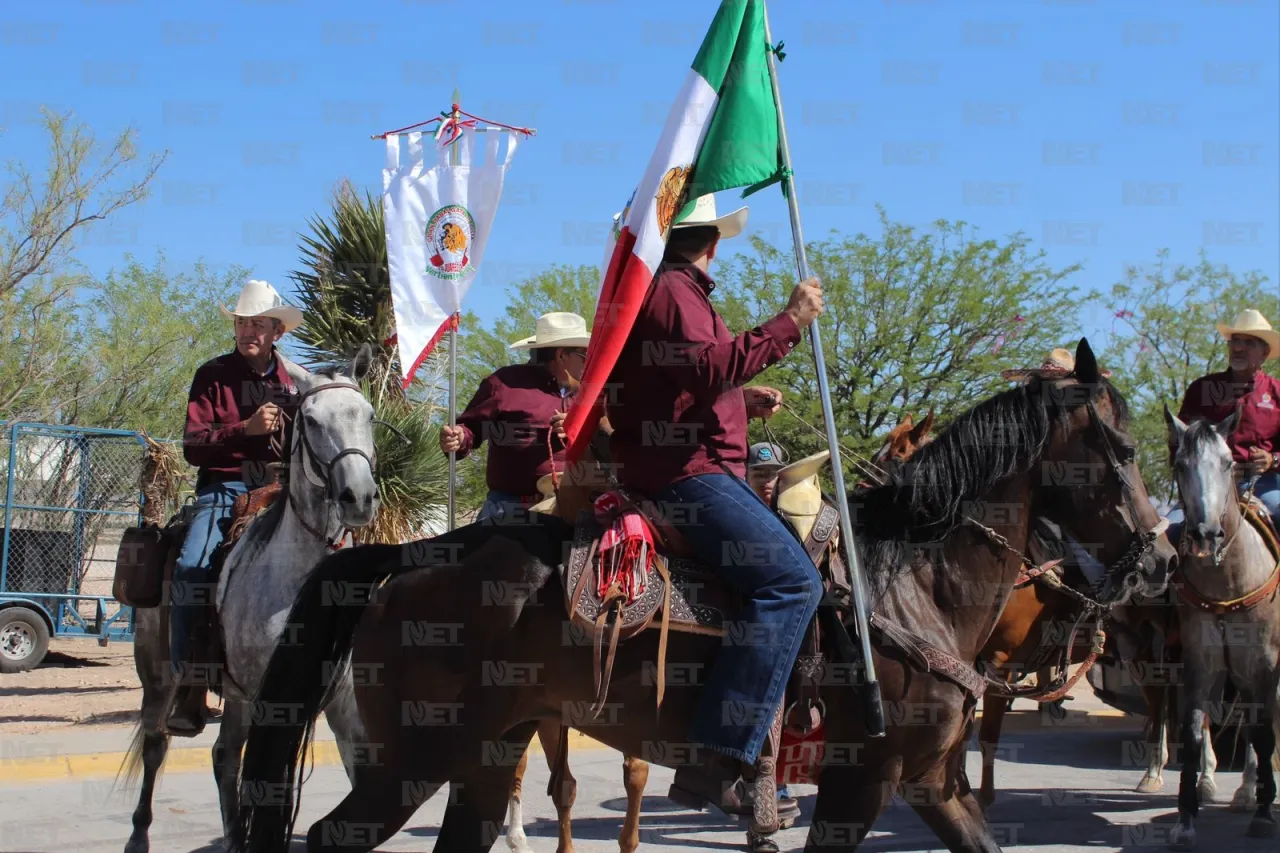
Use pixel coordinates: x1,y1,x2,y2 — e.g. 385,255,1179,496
667,751,749,817
165,664,209,737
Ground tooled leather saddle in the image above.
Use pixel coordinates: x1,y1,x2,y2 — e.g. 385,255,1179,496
557,451,855,721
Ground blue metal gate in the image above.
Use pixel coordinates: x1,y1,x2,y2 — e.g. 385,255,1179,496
0,422,178,649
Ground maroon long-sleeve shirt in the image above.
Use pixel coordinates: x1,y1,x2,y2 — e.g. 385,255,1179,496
183,349,299,490
607,263,802,494
455,363,570,496
1175,369,1280,467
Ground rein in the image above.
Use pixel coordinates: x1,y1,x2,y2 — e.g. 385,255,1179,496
967,397,1167,701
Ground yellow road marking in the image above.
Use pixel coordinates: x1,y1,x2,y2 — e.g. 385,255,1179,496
0,729,609,784
0,709,1133,784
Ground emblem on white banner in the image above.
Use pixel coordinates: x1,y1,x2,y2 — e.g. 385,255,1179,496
426,204,476,279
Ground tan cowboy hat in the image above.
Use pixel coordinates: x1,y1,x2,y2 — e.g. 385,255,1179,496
509,312,591,350
671,193,748,240
220,279,303,332
1217,309,1280,358
775,450,831,542
1001,344,1110,382
1042,348,1075,371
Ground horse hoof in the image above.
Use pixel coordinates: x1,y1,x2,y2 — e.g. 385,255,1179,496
1229,790,1257,813
1197,778,1218,803
1247,816,1277,839
1135,775,1163,795
1169,825,1196,851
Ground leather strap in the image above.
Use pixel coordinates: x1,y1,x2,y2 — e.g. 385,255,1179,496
803,504,840,564
654,556,672,713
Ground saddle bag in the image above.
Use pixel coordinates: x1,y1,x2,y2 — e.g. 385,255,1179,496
113,511,189,609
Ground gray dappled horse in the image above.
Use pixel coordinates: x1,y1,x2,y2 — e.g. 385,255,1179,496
118,346,381,853
1164,406,1280,849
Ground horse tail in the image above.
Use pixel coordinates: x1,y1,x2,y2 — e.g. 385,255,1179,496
229,542,402,853
114,721,157,791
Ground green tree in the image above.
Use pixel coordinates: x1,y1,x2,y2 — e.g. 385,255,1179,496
66,256,243,435
0,256,238,434
289,181,449,541
1097,249,1279,504
1,109,165,298
714,209,1084,477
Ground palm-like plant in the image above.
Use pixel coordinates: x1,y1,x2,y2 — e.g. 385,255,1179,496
289,180,450,542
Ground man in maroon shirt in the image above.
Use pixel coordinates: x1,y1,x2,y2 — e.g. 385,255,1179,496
440,312,590,522
607,193,825,813
168,279,303,734
1167,309,1280,538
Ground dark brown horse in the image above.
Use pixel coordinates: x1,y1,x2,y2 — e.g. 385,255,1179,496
499,410,942,853
230,338,1175,853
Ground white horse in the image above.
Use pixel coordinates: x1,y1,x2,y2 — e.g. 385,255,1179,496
1164,406,1280,850
118,345,381,852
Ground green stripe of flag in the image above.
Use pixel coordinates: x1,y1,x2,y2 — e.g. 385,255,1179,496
678,0,784,225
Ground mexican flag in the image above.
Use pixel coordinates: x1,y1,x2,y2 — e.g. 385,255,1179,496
562,0,786,464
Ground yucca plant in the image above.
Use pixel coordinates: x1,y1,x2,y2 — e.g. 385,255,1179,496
289,180,450,543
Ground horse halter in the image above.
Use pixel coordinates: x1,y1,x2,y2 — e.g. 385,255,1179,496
1078,398,1168,603
279,380,407,549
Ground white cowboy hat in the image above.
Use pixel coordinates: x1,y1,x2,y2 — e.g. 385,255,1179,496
220,279,304,332
1217,309,1280,359
509,312,591,350
671,193,748,240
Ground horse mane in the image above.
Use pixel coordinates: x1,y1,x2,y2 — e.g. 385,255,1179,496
1177,418,1229,463
853,376,1129,596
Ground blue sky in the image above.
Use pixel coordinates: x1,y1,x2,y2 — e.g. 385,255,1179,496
2,0,1276,351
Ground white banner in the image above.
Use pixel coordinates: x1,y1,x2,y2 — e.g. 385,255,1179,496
383,127,521,385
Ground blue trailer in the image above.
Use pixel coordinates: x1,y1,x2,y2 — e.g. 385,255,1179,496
0,422,159,672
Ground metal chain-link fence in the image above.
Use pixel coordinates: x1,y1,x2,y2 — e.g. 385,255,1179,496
0,423,196,634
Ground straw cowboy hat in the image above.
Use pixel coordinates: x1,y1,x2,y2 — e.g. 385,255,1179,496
1217,308,1280,359
220,279,303,332
510,312,591,351
774,450,831,542
1000,345,1110,383
671,193,748,240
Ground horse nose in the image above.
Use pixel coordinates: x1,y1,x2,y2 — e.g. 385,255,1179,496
1195,522,1222,543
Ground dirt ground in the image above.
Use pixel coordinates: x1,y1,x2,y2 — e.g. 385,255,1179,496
0,637,224,736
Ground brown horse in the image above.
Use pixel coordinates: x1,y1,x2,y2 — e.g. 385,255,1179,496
230,338,1175,853
501,411,940,853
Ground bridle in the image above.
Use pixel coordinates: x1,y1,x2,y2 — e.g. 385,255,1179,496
965,394,1166,615
1171,452,1253,568
968,391,1168,700
275,380,408,550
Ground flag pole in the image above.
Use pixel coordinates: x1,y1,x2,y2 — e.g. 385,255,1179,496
762,3,885,737
446,87,461,532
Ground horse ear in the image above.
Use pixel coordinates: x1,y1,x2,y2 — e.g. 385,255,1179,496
349,343,374,382
1215,408,1240,438
1164,403,1188,446
1073,337,1099,383
913,408,936,441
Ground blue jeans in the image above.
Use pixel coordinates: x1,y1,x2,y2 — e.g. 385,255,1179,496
169,481,247,672
1165,472,1280,543
652,473,824,765
476,490,529,523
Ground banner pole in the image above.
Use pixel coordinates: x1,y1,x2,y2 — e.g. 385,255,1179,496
762,3,885,737
446,88,461,532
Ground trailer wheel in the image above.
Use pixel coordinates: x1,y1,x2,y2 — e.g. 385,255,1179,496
0,607,51,673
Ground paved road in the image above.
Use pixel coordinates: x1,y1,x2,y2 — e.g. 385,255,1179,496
0,704,1274,853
